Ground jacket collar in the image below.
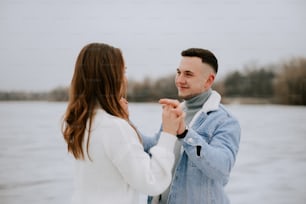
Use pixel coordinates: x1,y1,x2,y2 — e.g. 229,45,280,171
182,91,221,127
201,90,221,113
181,90,221,114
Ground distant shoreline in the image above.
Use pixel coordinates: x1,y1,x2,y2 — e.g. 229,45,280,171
222,97,274,105
0,97,291,106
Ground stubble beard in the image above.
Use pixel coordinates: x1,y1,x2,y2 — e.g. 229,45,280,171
178,91,196,100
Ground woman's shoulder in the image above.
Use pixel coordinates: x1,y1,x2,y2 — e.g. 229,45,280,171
94,109,131,129
93,109,139,144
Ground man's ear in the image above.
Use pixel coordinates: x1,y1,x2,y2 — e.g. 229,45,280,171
204,73,215,89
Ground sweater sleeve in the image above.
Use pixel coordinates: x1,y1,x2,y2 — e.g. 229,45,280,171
140,128,161,153
101,119,177,196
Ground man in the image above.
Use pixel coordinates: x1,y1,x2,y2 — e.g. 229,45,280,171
143,48,241,204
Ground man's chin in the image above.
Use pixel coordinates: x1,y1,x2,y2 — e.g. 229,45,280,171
179,92,200,100
178,93,191,100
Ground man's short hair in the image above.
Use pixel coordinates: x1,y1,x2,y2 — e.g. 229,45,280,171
181,48,218,73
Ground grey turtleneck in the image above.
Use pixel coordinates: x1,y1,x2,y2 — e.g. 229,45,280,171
184,89,212,125
156,89,212,204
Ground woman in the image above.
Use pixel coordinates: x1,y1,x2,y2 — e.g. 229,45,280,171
62,43,182,204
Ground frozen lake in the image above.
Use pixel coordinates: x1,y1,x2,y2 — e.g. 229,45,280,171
0,102,305,204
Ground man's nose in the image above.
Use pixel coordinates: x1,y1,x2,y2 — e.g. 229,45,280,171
176,74,185,84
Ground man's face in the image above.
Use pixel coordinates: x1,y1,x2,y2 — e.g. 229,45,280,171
175,56,215,100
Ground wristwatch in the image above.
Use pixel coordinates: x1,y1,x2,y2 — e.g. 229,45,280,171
177,126,188,139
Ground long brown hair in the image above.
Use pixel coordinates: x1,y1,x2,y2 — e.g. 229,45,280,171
62,42,130,160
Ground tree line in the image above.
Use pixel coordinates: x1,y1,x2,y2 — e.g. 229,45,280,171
1,57,305,105
0,87,68,102
128,57,306,105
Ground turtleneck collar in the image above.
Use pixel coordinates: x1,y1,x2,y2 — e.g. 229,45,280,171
184,89,212,124
185,89,212,110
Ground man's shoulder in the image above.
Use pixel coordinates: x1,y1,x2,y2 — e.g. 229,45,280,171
205,104,239,125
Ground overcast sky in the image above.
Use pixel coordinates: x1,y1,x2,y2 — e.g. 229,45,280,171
1,0,305,91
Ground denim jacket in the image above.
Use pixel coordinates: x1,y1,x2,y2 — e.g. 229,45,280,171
142,91,241,204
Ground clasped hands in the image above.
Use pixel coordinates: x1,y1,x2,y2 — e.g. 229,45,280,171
159,99,186,136
120,97,186,136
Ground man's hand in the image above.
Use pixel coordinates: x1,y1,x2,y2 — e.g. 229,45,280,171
159,99,180,109
159,99,186,135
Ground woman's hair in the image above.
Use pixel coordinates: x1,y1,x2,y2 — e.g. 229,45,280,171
62,42,128,160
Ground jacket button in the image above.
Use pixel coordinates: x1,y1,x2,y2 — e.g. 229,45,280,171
188,138,193,143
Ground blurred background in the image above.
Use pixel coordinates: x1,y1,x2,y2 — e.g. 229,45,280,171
0,0,305,204
1,0,306,102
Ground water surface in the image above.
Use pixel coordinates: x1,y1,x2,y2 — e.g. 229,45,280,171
0,102,305,204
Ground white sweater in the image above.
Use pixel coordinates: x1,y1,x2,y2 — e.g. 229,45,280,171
71,109,176,204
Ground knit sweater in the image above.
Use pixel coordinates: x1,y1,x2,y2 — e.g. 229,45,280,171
71,109,177,204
